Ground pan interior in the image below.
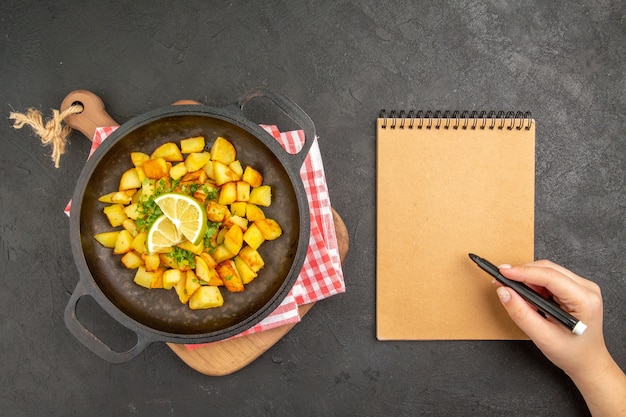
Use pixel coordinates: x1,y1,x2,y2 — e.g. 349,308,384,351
78,114,302,336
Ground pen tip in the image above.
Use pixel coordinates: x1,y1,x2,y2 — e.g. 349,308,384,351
468,253,478,261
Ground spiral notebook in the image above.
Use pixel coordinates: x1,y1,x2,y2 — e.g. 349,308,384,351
376,110,535,340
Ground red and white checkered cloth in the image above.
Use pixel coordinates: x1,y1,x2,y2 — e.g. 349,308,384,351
65,124,345,346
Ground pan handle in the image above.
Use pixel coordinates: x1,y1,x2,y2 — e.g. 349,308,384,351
64,280,156,363
238,86,317,172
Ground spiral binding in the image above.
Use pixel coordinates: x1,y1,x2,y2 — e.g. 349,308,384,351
379,109,533,131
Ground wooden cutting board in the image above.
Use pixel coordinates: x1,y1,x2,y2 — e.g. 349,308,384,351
167,208,349,375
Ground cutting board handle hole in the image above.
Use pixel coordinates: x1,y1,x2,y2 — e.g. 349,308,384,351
70,101,84,114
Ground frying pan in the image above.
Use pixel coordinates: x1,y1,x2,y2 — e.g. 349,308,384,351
62,88,314,363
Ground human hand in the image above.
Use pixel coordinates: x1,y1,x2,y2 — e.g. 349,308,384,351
495,260,608,380
496,260,626,416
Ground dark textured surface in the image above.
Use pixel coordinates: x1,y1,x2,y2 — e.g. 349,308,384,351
1,1,624,416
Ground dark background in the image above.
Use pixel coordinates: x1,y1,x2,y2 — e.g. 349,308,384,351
1,1,624,416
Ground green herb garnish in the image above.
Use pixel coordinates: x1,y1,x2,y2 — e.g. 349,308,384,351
167,247,196,269
135,196,163,232
203,221,221,248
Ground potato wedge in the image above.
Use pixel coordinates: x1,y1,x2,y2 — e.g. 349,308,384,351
123,203,139,220
242,223,265,249
206,268,223,286
185,152,211,173
133,266,154,289
135,167,147,183
234,255,257,284
122,218,137,235
163,268,183,290
121,251,144,269
174,272,191,304
130,152,150,167
202,160,214,179
236,181,250,202
181,169,207,184
224,214,248,230
131,232,147,254
218,181,237,205
195,256,211,283
254,218,283,240
97,192,116,203
206,201,229,222
111,190,135,205
213,161,240,186
142,253,160,271
211,245,235,263
189,286,224,309
248,185,272,207
229,160,243,178
180,136,205,154
169,162,188,180
149,268,164,289
223,224,243,255
200,251,217,269
210,136,236,164
242,166,263,187
185,270,202,298
151,142,183,162
113,229,133,254
94,231,120,248
238,246,265,272
230,201,247,217
245,203,265,221
195,257,223,286
142,158,169,179
216,260,244,292
119,168,142,191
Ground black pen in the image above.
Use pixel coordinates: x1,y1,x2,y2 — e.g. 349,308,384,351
468,253,587,335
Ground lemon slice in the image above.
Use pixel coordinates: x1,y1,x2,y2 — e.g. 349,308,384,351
146,215,183,254
153,193,207,245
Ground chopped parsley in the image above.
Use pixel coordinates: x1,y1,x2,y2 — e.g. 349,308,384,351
135,196,163,232
167,247,196,269
203,221,221,248
202,184,219,200
179,182,201,196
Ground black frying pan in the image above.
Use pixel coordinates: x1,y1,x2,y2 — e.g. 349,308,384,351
61,88,313,362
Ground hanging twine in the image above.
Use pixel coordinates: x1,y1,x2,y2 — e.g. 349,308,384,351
9,103,83,168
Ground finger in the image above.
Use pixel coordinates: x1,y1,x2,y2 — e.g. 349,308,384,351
496,286,567,342
521,260,593,289
498,264,551,297
499,264,591,306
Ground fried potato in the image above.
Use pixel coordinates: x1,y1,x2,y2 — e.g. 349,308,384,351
248,185,272,207
216,260,244,293
151,142,183,162
97,134,284,310
189,286,224,309
180,136,205,154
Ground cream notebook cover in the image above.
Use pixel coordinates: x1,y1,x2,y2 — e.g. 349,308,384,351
376,111,535,340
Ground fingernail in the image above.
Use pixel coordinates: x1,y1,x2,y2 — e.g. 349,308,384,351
496,286,511,304
499,264,512,269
